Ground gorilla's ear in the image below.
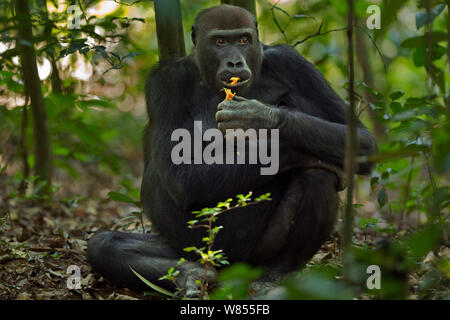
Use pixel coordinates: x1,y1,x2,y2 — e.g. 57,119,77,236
191,25,198,46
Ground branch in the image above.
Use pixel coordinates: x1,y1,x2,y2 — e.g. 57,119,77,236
113,0,143,5
270,1,289,44
293,23,386,72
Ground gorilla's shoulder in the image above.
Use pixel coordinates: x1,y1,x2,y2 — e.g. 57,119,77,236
262,44,335,97
262,44,313,72
145,56,198,117
146,55,198,88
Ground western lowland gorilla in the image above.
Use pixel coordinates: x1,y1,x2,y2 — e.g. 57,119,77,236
87,5,377,295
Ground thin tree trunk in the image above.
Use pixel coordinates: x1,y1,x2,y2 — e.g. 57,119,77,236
446,0,450,113
343,0,358,280
398,156,415,230
153,0,186,60
19,96,30,195
355,22,386,140
221,0,256,17
41,0,63,94
50,57,63,94
14,0,53,193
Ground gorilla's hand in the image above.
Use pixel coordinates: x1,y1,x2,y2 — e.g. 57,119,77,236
216,96,281,133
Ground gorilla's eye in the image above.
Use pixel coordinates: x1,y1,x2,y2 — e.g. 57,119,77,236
216,38,227,46
239,37,249,44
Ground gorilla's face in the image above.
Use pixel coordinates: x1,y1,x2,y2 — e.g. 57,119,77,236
192,8,263,95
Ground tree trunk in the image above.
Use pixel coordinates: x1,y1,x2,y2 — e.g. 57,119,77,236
343,0,358,279
221,0,256,17
153,0,186,60
14,0,53,193
446,0,450,113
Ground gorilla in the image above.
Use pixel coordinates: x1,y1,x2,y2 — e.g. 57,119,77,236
87,5,377,295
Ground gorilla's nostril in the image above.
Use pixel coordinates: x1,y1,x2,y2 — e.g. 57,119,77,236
227,61,244,69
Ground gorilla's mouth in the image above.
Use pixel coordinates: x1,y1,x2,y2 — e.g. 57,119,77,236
220,78,250,88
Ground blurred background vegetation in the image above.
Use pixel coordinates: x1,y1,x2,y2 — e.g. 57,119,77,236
0,0,448,300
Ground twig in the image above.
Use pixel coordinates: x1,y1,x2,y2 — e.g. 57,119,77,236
343,0,357,281
113,0,143,6
270,1,289,44
292,21,333,46
398,156,416,230
425,155,440,224
27,247,85,255
293,23,386,72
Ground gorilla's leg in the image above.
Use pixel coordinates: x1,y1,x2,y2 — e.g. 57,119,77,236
248,169,338,298
275,168,339,270
87,231,217,296
250,168,339,268
250,168,338,274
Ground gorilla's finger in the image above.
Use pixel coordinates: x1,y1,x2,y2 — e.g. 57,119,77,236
218,100,240,111
216,110,237,122
233,95,248,102
217,121,245,132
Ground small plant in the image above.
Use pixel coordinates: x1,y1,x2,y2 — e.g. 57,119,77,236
182,191,271,299
359,217,379,247
108,189,145,233
158,258,186,297
0,212,11,232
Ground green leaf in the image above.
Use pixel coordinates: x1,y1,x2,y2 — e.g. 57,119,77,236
272,5,291,18
76,98,113,109
360,82,384,100
57,39,88,60
292,14,316,21
130,267,176,298
415,4,446,29
370,177,380,191
432,123,450,173
390,91,405,101
400,32,447,48
79,46,90,55
406,224,444,262
412,44,446,67
107,191,139,206
0,165,7,175
377,187,388,209
389,102,403,114
123,52,140,60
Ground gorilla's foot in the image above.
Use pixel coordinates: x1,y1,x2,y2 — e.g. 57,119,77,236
176,262,218,298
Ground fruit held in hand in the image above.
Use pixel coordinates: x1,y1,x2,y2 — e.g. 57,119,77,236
224,88,235,101
223,77,240,100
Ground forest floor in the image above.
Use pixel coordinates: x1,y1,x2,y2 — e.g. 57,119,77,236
0,175,448,300
0,195,150,300
0,193,376,300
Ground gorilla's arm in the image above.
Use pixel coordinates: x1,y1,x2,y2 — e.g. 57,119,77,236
217,45,377,174
277,107,377,174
